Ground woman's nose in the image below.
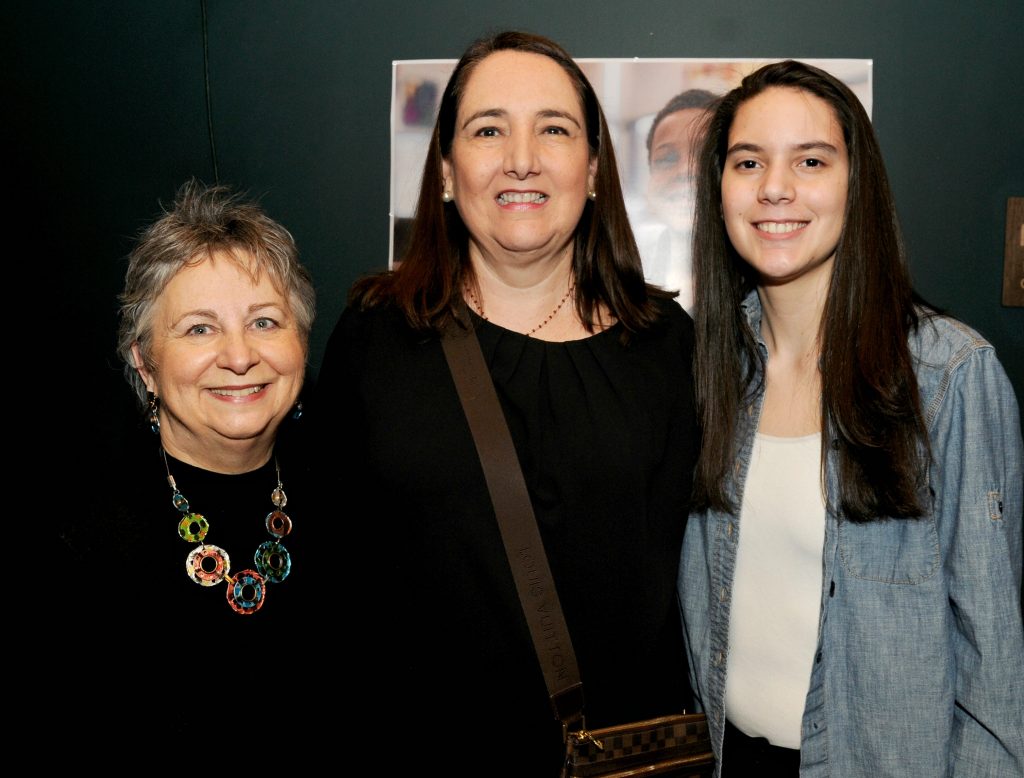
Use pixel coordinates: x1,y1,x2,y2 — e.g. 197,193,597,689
504,132,539,180
758,165,795,204
217,330,259,374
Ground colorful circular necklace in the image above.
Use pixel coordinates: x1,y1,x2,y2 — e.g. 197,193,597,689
162,449,293,615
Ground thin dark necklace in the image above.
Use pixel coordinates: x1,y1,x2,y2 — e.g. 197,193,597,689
162,449,293,615
464,281,575,337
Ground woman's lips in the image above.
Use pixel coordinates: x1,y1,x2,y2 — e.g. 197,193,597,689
755,221,808,235
208,384,268,399
496,191,548,206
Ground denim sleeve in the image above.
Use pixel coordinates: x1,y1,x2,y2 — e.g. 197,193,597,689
933,346,1024,777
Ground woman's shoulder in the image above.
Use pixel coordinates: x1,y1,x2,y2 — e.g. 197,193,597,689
316,295,435,402
327,296,417,350
57,420,160,563
910,311,1016,420
909,311,1005,387
651,293,693,324
635,293,694,347
911,310,993,362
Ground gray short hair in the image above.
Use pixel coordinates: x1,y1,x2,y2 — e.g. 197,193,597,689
118,179,316,406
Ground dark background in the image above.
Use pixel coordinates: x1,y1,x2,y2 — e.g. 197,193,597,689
13,1,1022,439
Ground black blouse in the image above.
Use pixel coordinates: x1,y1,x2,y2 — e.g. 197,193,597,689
52,418,331,753
312,298,699,773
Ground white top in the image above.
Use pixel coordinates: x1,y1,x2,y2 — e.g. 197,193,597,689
724,432,826,749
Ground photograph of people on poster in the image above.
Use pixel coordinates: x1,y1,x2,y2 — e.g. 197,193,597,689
390,57,871,313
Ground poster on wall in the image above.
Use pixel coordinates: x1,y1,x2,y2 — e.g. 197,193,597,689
391,58,872,312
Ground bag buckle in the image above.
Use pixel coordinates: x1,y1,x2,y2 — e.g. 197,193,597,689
561,716,604,778
564,715,603,751
569,728,604,751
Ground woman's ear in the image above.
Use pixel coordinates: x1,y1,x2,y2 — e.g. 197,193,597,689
441,159,454,200
131,342,157,394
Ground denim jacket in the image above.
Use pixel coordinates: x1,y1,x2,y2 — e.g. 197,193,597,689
679,292,1024,777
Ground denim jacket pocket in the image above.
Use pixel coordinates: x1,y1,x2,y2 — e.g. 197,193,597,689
837,515,940,584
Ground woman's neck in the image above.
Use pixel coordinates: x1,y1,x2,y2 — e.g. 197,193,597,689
755,267,830,362
159,431,274,474
464,248,596,340
756,277,828,437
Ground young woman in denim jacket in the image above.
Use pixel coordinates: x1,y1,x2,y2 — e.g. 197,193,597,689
679,60,1023,777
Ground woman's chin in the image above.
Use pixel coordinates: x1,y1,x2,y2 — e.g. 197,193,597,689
184,417,280,453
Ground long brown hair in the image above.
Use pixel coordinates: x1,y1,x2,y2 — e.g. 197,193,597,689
692,60,930,522
351,30,668,334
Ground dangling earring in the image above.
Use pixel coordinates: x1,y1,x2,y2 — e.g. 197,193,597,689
587,188,597,201
442,190,453,203
146,392,161,434
292,399,304,420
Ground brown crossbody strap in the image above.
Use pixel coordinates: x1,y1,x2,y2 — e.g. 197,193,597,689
441,323,585,726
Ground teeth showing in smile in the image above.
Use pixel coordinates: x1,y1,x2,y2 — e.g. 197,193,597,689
497,192,548,205
211,385,266,397
756,221,807,234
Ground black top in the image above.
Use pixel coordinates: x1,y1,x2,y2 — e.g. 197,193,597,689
311,298,699,773
50,418,331,757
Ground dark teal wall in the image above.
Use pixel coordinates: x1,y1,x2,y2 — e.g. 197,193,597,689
14,1,1022,431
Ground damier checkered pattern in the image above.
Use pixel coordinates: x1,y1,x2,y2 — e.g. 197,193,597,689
566,713,714,777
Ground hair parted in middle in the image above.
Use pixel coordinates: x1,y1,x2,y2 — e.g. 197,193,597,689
350,30,670,335
690,59,931,523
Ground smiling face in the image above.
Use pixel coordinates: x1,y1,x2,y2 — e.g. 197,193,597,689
134,251,305,470
647,107,707,233
442,50,597,268
721,86,849,289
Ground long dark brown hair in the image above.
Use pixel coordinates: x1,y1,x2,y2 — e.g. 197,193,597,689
351,30,668,334
692,60,930,523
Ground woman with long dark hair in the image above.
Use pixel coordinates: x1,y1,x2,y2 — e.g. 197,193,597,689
680,60,1023,776
313,30,698,773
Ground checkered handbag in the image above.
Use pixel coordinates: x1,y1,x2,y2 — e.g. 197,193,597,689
564,713,714,777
